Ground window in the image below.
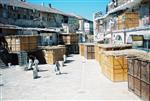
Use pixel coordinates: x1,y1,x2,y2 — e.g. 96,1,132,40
2,10,8,18
50,36,53,40
63,16,68,23
30,16,33,20
0,28,2,33
23,15,26,19
18,14,20,19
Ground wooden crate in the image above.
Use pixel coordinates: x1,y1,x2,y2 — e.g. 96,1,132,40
79,43,95,59
117,12,139,30
5,35,38,52
42,46,66,64
84,44,95,59
127,53,150,100
101,53,128,82
141,81,150,101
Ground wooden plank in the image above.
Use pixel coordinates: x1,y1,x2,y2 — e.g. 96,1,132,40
134,77,141,97
133,59,141,79
128,74,134,91
141,81,150,101
141,60,150,84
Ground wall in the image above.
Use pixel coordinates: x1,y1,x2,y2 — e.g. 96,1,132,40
0,4,64,28
78,20,84,31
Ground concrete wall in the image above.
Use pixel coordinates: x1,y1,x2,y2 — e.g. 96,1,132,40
0,4,64,28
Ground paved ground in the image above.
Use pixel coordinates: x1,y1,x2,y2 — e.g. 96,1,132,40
0,54,141,100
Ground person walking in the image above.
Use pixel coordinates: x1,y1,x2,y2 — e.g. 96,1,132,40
63,54,66,63
33,64,39,79
55,61,61,75
33,57,39,79
27,56,33,70
33,57,39,72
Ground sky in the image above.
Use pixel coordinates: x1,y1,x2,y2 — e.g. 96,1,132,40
27,0,109,21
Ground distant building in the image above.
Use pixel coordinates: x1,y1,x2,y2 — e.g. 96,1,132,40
70,14,93,42
0,0,92,45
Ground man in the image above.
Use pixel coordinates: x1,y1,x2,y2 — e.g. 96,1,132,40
27,57,33,70
33,57,39,79
55,61,61,75
63,54,66,63
33,57,39,72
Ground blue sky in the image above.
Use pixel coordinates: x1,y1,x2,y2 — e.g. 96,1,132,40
27,0,109,20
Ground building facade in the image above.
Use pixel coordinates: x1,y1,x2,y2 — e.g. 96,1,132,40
94,0,150,49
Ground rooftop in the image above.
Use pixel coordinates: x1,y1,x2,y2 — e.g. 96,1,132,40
0,0,74,17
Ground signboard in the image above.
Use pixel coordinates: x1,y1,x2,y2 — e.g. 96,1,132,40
132,35,144,41
132,35,144,46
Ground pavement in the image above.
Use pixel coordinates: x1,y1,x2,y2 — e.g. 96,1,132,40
0,54,141,100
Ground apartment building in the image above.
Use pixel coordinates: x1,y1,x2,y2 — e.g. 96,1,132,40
94,0,150,49
0,0,86,46
72,14,93,42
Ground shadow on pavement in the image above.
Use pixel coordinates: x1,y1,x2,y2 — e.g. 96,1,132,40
65,60,74,63
38,70,48,72
60,72,68,75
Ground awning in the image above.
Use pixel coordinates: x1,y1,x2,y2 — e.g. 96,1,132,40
0,23,61,32
24,27,61,32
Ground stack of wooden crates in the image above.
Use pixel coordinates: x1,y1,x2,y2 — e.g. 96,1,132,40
117,12,139,30
5,35,38,52
128,54,150,101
